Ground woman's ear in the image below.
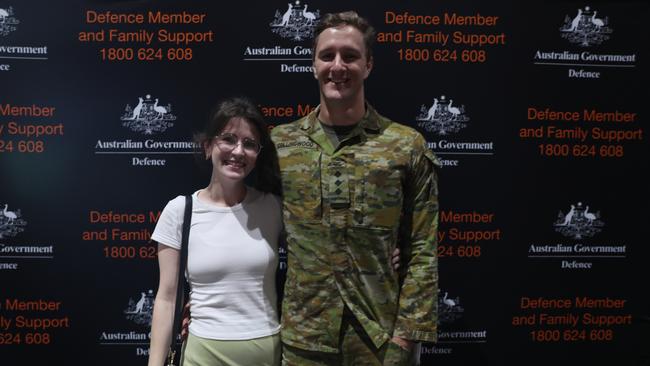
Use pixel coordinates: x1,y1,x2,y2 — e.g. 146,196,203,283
203,140,212,160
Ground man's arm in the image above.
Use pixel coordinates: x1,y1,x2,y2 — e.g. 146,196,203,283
392,133,440,343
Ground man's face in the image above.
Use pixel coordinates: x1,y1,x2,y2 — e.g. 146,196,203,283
313,25,373,104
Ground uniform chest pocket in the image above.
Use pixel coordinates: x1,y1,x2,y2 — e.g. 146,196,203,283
354,161,404,229
279,149,322,222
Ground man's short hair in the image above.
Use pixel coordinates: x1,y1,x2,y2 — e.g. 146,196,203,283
313,11,376,60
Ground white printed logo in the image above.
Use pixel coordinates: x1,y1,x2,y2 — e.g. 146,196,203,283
270,1,320,41
120,94,177,135
438,289,464,324
0,203,26,239
416,95,470,135
0,7,20,36
124,290,155,326
560,6,612,47
554,202,604,239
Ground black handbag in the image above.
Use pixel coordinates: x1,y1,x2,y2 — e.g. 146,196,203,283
166,195,192,366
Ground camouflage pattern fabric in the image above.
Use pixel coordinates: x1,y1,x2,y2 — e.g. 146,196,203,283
272,104,440,354
282,310,415,365
282,343,412,366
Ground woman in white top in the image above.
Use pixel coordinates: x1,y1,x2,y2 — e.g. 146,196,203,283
148,97,283,366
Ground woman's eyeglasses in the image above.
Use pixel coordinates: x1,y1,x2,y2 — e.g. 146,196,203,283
214,133,262,155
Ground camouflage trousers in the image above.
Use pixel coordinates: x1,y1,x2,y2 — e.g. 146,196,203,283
282,310,415,366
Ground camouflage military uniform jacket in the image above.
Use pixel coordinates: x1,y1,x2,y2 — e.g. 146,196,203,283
271,104,440,353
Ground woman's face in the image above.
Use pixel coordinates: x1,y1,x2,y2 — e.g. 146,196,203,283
205,117,261,184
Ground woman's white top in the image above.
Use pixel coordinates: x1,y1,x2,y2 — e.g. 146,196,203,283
151,187,282,340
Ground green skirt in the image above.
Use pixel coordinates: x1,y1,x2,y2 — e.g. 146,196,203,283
181,332,281,366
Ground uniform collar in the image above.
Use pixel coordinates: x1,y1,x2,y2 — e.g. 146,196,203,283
300,103,384,133
299,103,387,155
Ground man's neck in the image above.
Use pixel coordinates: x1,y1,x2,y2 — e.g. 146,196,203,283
318,94,365,126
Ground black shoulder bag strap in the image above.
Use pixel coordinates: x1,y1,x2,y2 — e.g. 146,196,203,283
166,195,192,366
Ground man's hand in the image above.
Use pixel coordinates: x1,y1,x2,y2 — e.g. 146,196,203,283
180,302,191,340
391,247,401,271
390,336,414,351
390,250,413,352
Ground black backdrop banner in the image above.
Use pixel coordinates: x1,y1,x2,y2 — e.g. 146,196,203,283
1,1,648,365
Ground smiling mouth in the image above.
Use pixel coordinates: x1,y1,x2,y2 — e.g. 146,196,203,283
328,77,350,85
223,160,246,169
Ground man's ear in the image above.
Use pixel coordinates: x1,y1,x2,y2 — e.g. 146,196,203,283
365,56,374,78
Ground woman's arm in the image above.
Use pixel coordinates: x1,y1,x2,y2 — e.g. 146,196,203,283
147,244,180,366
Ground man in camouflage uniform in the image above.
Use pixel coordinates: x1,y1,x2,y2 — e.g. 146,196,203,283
271,11,440,366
